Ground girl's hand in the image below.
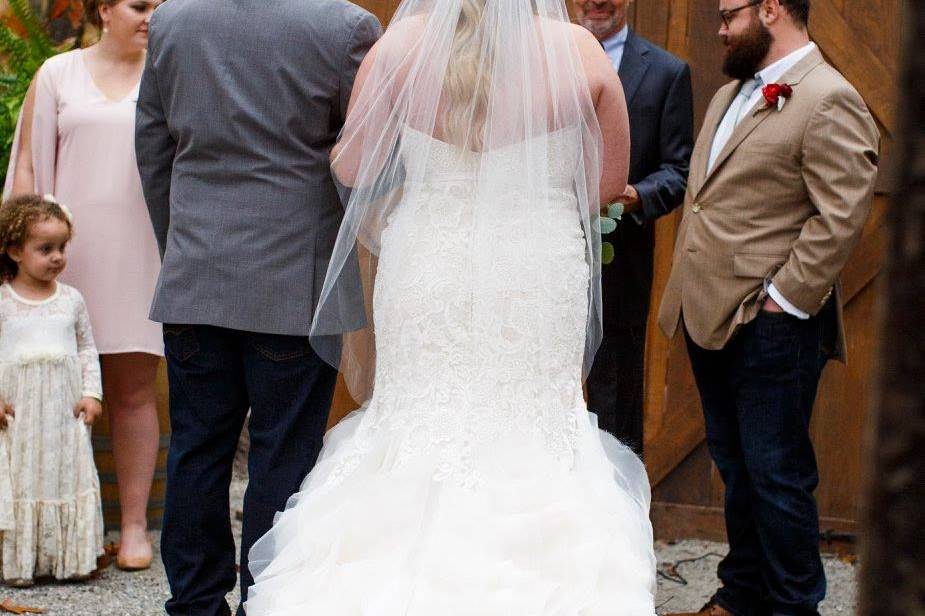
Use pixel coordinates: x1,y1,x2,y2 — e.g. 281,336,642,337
74,397,102,426
0,402,13,429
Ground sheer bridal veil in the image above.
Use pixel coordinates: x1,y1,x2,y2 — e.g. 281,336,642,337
311,0,607,402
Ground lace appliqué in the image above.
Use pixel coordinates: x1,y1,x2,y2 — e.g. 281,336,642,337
325,128,590,490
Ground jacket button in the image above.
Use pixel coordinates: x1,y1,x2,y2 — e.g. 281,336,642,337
692,204,702,213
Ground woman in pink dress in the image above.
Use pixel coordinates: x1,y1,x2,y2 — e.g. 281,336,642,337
5,0,163,570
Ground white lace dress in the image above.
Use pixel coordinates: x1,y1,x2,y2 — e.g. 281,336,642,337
246,129,657,615
0,283,104,581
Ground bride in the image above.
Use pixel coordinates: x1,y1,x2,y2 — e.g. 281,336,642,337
245,0,656,613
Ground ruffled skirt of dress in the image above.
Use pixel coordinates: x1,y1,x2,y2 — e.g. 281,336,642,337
245,405,657,615
0,358,104,580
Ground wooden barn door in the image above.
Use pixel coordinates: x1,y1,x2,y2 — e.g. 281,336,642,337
640,0,900,544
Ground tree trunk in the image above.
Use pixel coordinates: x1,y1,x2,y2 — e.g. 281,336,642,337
858,2,925,613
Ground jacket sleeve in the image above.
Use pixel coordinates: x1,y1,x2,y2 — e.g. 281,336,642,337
135,14,176,260
770,86,880,315
634,62,694,221
337,12,383,124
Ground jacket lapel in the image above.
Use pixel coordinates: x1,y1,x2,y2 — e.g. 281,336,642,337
689,83,738,199
698,48,825,191
617,30,649,106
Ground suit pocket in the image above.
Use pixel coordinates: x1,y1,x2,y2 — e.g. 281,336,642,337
733,253,788,279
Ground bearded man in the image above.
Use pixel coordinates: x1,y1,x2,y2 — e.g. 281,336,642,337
575,0,693,456
658,1,879,615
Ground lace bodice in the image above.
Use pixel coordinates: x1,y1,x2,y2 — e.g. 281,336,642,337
400,125,581,191
0,283,102,399
326,128,591,488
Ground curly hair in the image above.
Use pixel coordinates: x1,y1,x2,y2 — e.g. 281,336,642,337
83,0,121,29
0,194,73,282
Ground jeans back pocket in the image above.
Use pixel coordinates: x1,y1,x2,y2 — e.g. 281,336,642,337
163,325,200,362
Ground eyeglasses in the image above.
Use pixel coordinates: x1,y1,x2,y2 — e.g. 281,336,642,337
719,0,762,28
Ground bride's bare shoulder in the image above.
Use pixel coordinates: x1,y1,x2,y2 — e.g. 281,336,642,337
569,24,613,69
540,21,612,72
372,13,428,54
566,23,619,98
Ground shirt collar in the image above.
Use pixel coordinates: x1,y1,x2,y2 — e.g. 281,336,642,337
601,24,629,56
755,41,816,87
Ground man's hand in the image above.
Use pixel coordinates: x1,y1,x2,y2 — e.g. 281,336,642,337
0,401,13,429
74,397,103,426
762,296,785,313
616,185,641,214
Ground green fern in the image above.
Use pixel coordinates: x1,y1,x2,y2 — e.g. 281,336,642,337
7,0,55,67
0,1,68,188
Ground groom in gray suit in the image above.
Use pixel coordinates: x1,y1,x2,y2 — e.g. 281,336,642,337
135,0,380,613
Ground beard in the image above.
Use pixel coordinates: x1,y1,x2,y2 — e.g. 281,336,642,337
722,16,773,80
578,14,620,40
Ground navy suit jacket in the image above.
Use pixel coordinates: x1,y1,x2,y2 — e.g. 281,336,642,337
603,29,693,328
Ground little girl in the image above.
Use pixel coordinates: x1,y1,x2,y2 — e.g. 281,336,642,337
0,194,104,586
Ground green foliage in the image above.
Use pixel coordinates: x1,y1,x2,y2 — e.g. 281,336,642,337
599,215,618,265
0,1,67,188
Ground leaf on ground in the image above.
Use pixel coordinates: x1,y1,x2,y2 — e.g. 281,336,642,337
0,598,46,614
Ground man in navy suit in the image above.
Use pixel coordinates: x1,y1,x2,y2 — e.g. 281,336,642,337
576,0,694,456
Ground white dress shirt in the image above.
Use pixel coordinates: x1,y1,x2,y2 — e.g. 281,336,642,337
601,25,629,72
708,42,817,319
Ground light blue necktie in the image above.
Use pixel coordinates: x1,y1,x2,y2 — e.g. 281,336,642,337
734,76,764,126
708,76,765,171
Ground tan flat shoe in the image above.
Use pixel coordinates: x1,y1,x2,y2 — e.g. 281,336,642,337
116,552,153,571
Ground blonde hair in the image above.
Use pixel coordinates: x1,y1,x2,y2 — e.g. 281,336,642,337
442,0,491,150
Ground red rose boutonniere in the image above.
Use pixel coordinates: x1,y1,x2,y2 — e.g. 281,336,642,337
762,83,794,111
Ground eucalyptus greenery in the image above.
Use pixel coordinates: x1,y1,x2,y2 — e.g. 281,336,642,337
600,203,623,265
0,0,70,188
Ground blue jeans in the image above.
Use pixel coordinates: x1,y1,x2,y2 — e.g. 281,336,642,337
160,325,337,616
684,304,836,616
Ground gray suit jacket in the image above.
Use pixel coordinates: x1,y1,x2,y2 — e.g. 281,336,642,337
136,0,380,335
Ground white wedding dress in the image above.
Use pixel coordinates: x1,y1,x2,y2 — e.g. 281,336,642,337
245,126,657,615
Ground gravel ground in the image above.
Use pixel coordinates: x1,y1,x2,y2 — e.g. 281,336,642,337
1,475,858,615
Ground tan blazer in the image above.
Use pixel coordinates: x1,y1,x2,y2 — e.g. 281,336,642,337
657,48,879,362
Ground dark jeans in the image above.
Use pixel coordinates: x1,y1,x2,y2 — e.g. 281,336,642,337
685,305,836,616
161,325,337,616
587,323,647,456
